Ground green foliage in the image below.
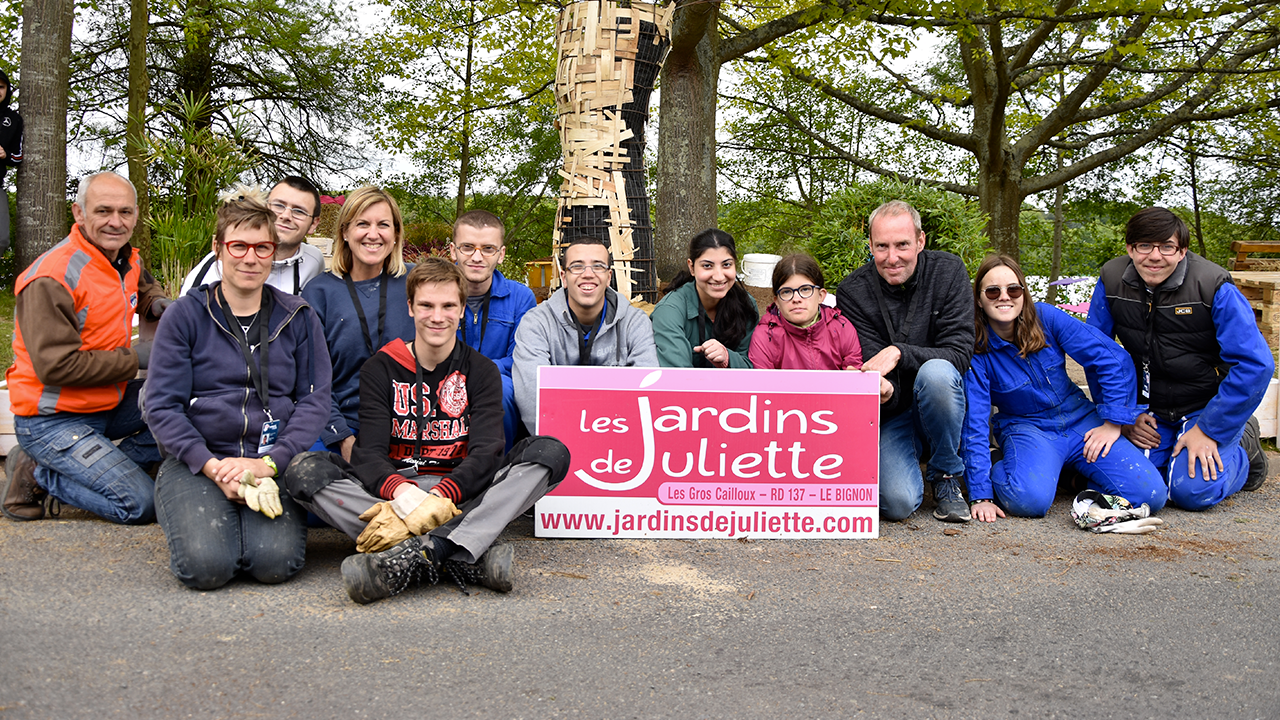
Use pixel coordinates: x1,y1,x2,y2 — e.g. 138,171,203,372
145,95,257,294
69,0,374,182
723,178,990,289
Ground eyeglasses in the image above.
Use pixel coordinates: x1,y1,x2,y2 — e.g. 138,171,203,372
777,284,818,301
565,262,611,276
268,200,315,222
224,240,278,259
1132,242,1180,256
983,284,1024,300
454,243,501,258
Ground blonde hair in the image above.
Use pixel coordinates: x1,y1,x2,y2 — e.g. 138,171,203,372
330,186,407,278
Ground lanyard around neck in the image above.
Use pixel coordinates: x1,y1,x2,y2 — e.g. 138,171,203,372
216,285,273,420
343,270,388,357
460,291,492,351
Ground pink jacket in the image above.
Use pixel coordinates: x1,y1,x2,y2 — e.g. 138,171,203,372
749,304,863,371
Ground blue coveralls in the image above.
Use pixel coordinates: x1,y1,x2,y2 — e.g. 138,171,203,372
1087,279,1273,510
963,303,1166,516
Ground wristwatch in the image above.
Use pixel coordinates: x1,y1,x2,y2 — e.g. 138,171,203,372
261,455,278,475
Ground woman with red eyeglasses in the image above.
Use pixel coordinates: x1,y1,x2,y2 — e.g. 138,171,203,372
142,191,332,589
962,254,1164,523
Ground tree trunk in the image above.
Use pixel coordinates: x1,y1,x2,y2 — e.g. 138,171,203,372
655,2,719,281
177,0,214,209
1047,181,1064,305
14,0,74,271
456,16,474,220
1188,141,1206,257
978,166,1023,261
127,0,151,263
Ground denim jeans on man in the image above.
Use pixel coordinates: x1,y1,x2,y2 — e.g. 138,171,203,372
154,455,307,590
879,358,966,520
13,378,160,524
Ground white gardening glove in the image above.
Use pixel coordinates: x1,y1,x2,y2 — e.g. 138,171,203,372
237,470,283,519
1071,490,1162,535
1094,517,1165,534
390,484,460,535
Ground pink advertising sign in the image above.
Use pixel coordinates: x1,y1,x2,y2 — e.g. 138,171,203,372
533,366,881,539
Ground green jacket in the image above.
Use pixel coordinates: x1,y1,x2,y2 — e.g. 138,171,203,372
650,282,757,368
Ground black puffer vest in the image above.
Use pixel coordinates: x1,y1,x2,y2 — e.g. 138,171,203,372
1099,252,1232,421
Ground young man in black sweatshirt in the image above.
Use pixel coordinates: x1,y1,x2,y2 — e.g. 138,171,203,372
283,257,570,604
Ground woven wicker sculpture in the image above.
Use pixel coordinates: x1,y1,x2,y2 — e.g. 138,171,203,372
552,0,674,303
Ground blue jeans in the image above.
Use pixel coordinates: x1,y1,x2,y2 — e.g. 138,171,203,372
13,378,160,524
1148,410,1248,511
154,455,307,590
879,359,967,520
991,408,1167,516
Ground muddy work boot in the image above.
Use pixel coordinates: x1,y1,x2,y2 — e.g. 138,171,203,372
932,474,971,523
1242,416,1269,492
3,447,47,522
341,535,440,605
443,543,514,595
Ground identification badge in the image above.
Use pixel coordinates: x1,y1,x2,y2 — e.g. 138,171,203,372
258,420,281,454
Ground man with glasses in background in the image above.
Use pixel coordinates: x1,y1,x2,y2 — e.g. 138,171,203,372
513,234,658,435
1088,207,1273,509
450,210,536,449
181,176,326,295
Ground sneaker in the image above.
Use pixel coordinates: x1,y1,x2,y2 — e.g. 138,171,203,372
1242,416,1269,492
932,474,971,523
341,535,439,605
443,543,514,594
3,447,46,522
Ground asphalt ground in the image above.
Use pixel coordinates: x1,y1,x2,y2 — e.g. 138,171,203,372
1,459,1278,720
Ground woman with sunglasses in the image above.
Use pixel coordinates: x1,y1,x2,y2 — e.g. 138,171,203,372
301,186,415,460
748,253,864,372
144,192,332,589
962,255,1164,523
651,229,759,368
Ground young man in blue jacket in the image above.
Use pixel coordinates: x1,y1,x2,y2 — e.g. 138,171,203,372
1088,207,1273,510
450,210,536,450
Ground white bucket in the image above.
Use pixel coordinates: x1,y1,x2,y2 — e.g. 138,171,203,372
741,253,782,288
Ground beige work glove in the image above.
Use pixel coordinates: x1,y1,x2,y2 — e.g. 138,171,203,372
237,470,283,519
356,502,412,553
390,484,461,535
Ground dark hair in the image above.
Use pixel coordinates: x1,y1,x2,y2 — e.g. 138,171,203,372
973,254,1046,358
276,176,322,217
1125,207,1189,251
771,253,825,294
558,233,610,268
668,228,756,350
406,256,466,306
454,209,505,241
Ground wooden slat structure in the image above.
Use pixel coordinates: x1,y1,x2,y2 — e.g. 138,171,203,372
1231,271,1280,350
1229,240,1280,271
552,0,674,303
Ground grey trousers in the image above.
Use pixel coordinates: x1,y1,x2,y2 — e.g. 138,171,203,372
299,458,558,564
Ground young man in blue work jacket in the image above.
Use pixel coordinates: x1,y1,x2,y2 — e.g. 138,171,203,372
1088,207,1273,510
450,210,537,450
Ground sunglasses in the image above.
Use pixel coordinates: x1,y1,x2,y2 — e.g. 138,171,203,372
983,284,1024,300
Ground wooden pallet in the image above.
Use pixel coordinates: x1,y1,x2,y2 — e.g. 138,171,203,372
1229,241,1280,271
1231,271,1280,350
